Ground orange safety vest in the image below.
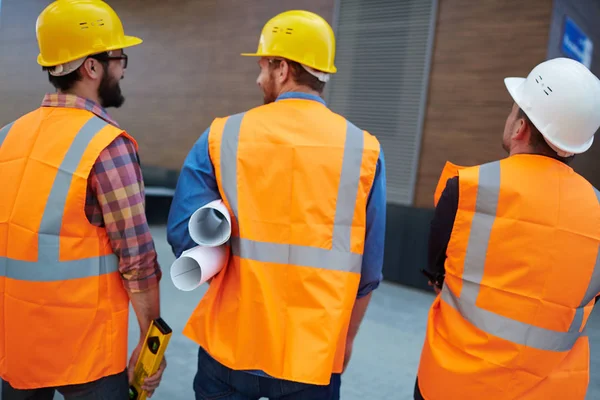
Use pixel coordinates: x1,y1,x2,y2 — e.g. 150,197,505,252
0,107,134,389
182,97,381,385
417,154,600,400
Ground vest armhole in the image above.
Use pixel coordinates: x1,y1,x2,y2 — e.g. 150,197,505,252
70,121,131,227
207,118,221,170
80,123,131,178
456,166,480,215
360,131,381,202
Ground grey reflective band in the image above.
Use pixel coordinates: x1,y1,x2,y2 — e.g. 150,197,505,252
220,112,244,218
0,117,119,282
220,114,364,273
38,117,109,255
458,162,500,298
0,255,119,282
442,282,580,352
332,122,364,252
0,122,15,147
231,237,362,273
580,186,600,307
569,307,584,334
441,161,597,352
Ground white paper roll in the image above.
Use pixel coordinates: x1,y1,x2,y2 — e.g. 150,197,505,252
188,199,232,247
170,245,227,291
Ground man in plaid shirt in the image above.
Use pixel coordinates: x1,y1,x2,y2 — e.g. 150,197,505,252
0,1,165,399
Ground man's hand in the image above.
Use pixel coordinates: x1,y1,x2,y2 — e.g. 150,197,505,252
127,341,143,384
428,280,442,295
142,356,166,397
342,339,354,373
127,341,167,398
342,292,372,374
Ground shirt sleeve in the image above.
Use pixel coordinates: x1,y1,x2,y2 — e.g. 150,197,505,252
167,128,221,258
356,148,387,299
88,135,162,293
427,176,459,276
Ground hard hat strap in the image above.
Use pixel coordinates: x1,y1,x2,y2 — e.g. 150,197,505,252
48,57,86,77
544,138,575,158
300,64,330,83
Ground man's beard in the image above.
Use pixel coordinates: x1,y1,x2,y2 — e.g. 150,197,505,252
99,73,125,108
262,73,278,104
263,84,277,104
502,138,510,154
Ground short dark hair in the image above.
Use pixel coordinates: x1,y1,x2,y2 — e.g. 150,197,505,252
517,108,574,164
43,67,82,92
42,53,109,92
269,59,326,94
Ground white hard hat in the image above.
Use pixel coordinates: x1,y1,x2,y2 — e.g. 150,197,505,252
504,57,600,156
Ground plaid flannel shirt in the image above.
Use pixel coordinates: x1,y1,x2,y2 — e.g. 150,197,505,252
41,93,161,292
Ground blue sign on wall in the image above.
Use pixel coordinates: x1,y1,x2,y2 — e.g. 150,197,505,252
561,17,593,68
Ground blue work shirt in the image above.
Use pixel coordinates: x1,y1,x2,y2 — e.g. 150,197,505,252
166,92,387,298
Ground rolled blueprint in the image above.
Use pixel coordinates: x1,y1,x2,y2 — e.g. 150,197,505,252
170,245,227,291
188,199,231,247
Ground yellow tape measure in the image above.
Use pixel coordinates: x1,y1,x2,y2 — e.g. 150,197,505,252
129,318,172,400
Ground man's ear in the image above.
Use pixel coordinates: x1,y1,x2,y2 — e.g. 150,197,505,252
80,58,101,81
513,116,529,142
277,59,291,84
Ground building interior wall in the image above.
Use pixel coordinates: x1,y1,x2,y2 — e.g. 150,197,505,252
3,1,596,290
325,0,438,206
0,0,335,178
413,0,555,208
546,0,600,189
381,0,560,289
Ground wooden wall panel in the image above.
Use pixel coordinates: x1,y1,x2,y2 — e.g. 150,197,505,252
413,0,554,207
546,0,600,189
0,0,335,172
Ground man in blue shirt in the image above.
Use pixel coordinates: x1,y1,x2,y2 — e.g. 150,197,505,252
167,10,386,400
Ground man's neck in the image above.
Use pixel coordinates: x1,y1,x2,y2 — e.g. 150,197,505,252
278,85,321,98
509,147,568,163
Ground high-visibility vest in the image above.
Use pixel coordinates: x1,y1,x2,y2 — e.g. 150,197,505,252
417,154,600,400
0,107,135,389
182,98,381,385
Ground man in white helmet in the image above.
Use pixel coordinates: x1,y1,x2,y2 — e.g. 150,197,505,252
414,57,600,400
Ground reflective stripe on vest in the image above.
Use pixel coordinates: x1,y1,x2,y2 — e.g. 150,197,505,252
0,117,119,282
440,161,600,352
584,187,600,310
220,112,364,273
0,122,15,147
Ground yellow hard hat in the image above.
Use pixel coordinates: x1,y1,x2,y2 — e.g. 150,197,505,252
36,0,142,67
241,10,337,74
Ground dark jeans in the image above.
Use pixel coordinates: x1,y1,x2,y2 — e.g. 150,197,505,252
194,346,341,400
414,378,425,400
1,370,128,400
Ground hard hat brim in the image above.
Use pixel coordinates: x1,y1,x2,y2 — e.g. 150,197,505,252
240,52,337,74
121,35,144,49
504,77,526,106
37,35,143,67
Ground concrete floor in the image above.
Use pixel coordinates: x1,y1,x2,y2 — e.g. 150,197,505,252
122,226,438,400
5,225,597,400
